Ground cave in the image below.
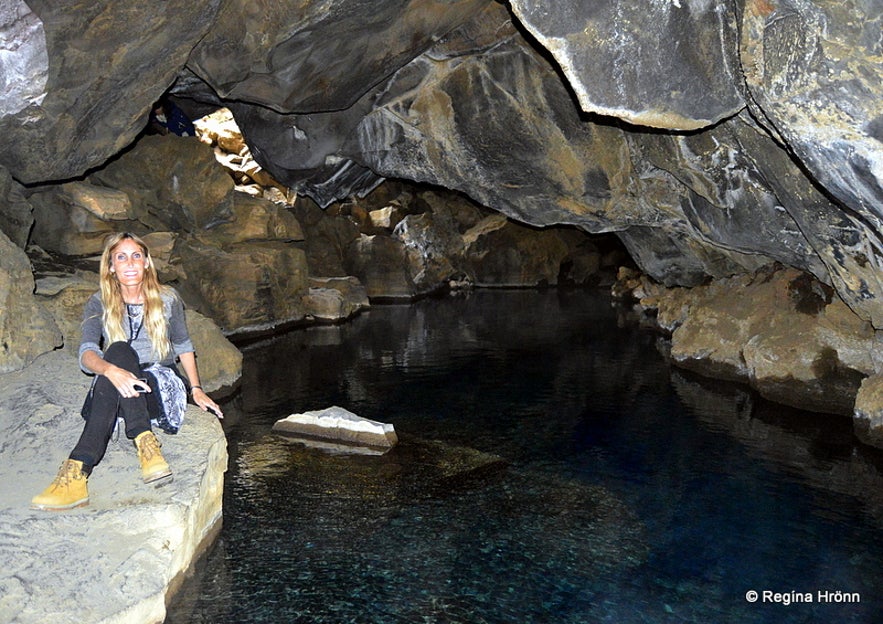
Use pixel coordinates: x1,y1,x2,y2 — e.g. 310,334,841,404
2,1,883,622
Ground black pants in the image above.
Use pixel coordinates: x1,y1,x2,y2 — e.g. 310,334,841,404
70,342,154,473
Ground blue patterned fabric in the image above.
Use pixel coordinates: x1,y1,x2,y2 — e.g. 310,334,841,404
143,363,187,434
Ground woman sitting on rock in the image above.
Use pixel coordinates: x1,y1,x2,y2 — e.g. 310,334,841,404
32,232,223,510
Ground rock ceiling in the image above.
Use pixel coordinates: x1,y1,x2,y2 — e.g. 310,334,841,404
2,0,883,324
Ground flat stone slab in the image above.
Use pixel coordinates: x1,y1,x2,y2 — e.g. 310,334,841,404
0,351,228,624
273,406,398,453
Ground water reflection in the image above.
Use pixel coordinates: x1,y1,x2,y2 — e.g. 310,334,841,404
671,369,883,524
168,289,883,624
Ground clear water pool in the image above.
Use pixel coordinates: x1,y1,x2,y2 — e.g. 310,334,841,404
167,289,883,623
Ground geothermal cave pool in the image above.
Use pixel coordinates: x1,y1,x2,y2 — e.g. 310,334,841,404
166,289,883,623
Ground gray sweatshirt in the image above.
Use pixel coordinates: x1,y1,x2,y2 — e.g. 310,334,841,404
78,287,195,373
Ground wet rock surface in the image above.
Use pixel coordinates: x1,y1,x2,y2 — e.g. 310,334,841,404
671,369,883,525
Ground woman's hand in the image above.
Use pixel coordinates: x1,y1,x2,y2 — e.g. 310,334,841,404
104,364,151,399
192,387,223,419
82,349,150,399
178,352,223,419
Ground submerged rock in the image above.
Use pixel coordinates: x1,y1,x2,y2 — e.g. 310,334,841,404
174,239,309,334
236,429,507,495
237,431,646,578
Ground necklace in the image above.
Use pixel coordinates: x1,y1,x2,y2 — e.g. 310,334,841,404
126,304,144,343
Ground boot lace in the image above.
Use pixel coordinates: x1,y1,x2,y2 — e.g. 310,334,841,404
137,433,162,461
52,460,83,488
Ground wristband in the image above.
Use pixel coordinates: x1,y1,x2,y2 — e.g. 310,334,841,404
191,385,203,393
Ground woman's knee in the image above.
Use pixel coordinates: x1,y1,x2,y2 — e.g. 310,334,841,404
103,341,139,370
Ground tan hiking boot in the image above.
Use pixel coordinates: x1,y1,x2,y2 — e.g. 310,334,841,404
31,459,89,511
134,431,172,483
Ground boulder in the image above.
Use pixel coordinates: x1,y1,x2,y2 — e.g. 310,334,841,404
0,230,61,373
344,233,416,300
854,375,883,448
195,193,303,246
304,277,370,322
417,189,493,234
29,182,133,256
0,166,33,248
292,199,361,278
175,240,309,333
34,271,99,357
273,406,398,453
184,309,243,393
629,266,883,417
393,212,463,292
89,135,234,233
141,231,180,280
369,205,406,231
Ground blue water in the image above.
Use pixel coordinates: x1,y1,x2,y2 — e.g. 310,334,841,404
166,289,883,623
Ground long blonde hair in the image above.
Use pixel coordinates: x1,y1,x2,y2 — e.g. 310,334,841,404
98,232,170,360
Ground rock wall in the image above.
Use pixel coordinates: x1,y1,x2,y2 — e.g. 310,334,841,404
2,1,881,328
0,1,882,424
0,229,61,373
0,0,882,426
0,122,618,384
615,265,883,444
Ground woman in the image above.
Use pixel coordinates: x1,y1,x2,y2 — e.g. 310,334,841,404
32,232,223,511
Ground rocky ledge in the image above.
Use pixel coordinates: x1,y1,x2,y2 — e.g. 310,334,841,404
0,351,228,624
615,265,883,448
